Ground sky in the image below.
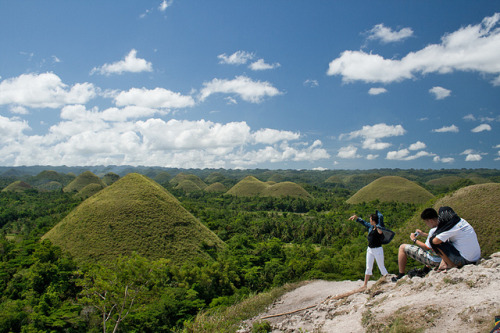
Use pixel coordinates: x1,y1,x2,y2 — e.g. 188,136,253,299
1,1,499,170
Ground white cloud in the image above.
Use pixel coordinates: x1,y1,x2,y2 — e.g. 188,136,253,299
114,87,195,109
429,86,451,100
368,87,387,95
0,72,96,109
366,154,379,160
304,79,319,87
337,145,361,159
461,149,484,162
367,23,414,43
463,114,476,121
218,51,254,65
252,128,300,144
409,141,426,150
249,59,281,71
158,0,172,11
90,49,153,76
433,156,455,163
432,125,459,133
386,149,434,161
471,124,492,132
0,115,31,144
199,76,282,103
328,13,500,84
342,123,406,150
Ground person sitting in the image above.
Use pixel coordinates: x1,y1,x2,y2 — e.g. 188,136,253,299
392,208,441,281
429,206,481,271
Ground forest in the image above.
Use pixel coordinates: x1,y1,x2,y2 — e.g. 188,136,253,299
0,167,498,332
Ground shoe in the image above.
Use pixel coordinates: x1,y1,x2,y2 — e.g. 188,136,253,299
391,273,405,282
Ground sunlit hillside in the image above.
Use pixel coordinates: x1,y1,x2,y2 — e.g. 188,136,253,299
63,171,106,193
43,173,225,263
346,176,434,204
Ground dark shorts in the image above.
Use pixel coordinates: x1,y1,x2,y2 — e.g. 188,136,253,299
433,242,475,267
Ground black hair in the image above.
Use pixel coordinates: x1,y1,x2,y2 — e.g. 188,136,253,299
370,214,379,224
420,208,438,220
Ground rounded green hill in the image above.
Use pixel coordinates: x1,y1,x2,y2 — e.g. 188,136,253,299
204,182,227,193
42,173,224,264
347,176,434,204
170,173,207,190
2,181,32,193
227,176,311,198
63,171,106,193
261,182,311,199
226,176,271,197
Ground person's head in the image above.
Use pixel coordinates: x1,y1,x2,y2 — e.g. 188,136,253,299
420,208,438,227
369,213,379,225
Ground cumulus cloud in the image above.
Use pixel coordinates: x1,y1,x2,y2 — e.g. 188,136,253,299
218,51,255,65
366,154,379,160
433,156,455,163
0,72,96,109
158,0,172,11
386,149,434,161
429,86,451,100
471,124,492,132
368,87,387,95
249,59,281,71
113,87,195,109
341,123,406,150
199,76,282,103
409,141,426,150
337,145,361,159
366,23,414,43
91,49,153,76
328,13,500,84
432,125,459,133
461,149,484,161
0,114,328,168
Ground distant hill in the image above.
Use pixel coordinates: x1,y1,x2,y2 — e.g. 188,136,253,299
175,179,204,193
426,176,464,187
102,172,120,186
347,176,434,204
262,182,312,199
74,183,104,200
204,182,227,193
1,181,33,193
170,173,207,190
63,171,106,193
37,181,63,191
42,173,224,263
227,176,311,198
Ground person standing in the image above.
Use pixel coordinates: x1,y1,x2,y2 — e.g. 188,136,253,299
349,213,389,289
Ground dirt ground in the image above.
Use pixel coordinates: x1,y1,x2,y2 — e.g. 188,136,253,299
238,252,500,332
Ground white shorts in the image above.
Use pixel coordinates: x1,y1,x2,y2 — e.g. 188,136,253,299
366,246,388,276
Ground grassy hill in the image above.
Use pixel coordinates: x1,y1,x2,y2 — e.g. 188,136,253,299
226,176,311,198
204,182,227,193
426,176,464,187
63,171,106,193
170,172,207,190
347,176,434,204
391,183,500,258
102,172,120,186
261,182,312,199
175,179,204,193
42,173,225,264
37,181,63,191
74,183,104,200
1,181,33,193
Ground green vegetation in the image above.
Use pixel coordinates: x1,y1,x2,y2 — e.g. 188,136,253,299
347,176,434,204
205,182,227,193
170,172,207,190
0,167,499,332
1,181,33,193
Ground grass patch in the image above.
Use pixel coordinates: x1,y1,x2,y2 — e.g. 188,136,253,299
183,281,308,333
362,305,442,333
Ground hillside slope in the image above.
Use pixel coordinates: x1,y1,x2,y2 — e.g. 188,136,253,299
347,176,434,204
42,173,224,264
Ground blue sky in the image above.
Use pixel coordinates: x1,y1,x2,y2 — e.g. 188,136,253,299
1,1,499,170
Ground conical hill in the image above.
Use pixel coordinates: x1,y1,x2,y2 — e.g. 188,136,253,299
261,182,311,199
63,171,105,193
226,176,311,198
42,173,224,264
2,181,32,193
226,176,271,197
347,176,434,204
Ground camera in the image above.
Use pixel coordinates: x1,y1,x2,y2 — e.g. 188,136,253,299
414,231,420,237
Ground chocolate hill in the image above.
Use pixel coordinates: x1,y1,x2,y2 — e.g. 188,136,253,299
42,173,224,263
346,176,434,204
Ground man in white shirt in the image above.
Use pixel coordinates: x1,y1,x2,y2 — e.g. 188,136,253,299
430,206,481,270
